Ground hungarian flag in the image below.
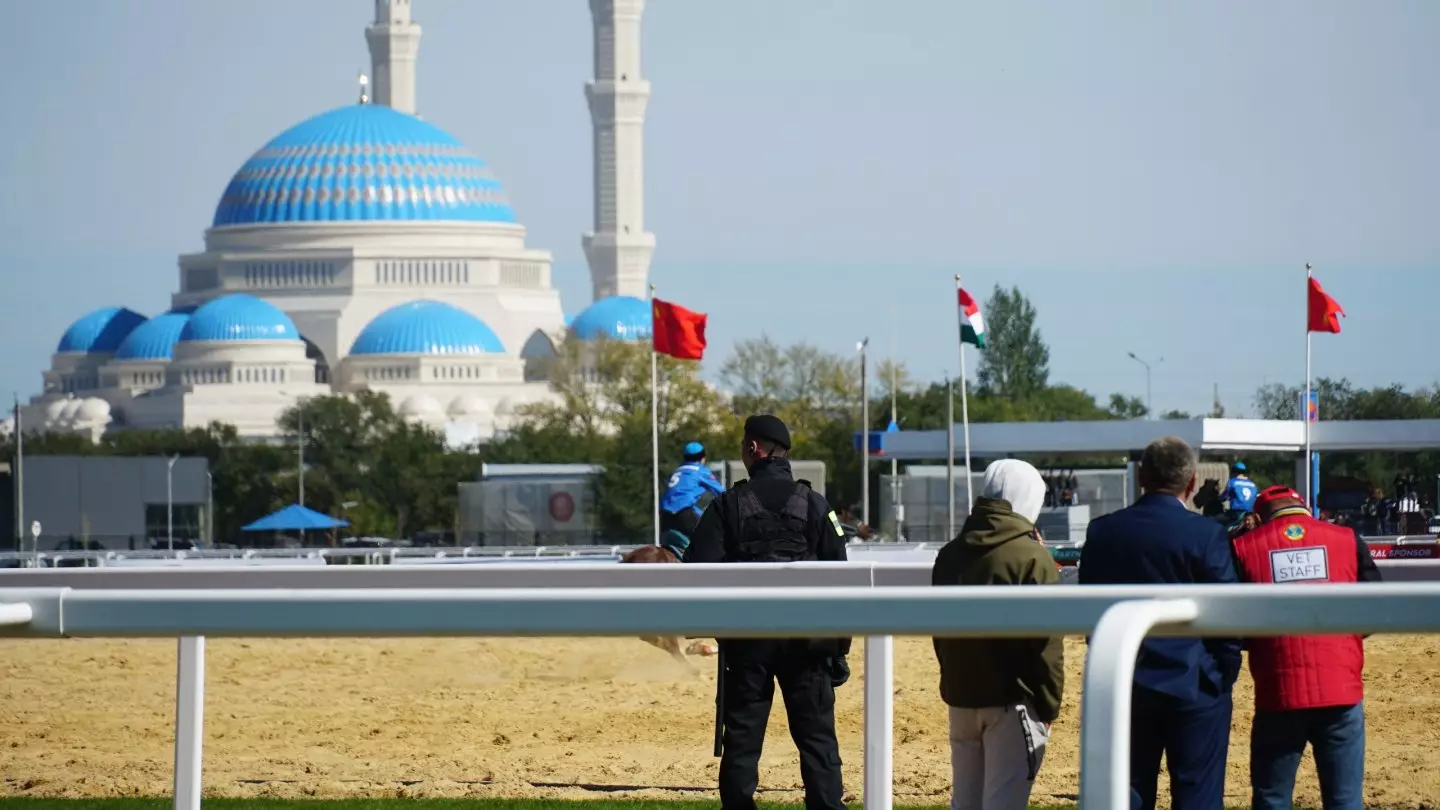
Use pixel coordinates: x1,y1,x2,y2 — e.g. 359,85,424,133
958,286,987,348
1307,276,1345,334
652,298,707,360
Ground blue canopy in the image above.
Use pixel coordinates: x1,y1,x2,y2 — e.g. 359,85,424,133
242,504,350,532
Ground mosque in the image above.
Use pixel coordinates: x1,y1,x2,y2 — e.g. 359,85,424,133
18,0,657,442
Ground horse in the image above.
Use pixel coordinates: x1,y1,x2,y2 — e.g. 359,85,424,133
1193,478,1226,518
619,544,714,665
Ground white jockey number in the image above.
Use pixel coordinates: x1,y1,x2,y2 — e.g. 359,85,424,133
668,472,682,488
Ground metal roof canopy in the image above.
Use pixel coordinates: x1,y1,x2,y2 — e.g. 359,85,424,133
478,464,605,479
881,418,1440,460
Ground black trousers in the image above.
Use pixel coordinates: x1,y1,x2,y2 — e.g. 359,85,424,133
719,641,846,810
660,506,700,537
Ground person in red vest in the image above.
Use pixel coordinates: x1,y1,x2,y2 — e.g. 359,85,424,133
1230,485,1381,810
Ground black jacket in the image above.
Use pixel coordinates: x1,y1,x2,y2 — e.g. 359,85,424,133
684,458,851,656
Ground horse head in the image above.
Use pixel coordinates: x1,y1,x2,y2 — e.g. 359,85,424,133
1193,479,1224,515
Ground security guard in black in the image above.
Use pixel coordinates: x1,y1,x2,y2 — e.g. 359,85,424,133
685,414,850,810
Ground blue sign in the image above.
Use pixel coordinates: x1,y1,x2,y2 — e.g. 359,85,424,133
853,431,889,455
1300,391,1319,423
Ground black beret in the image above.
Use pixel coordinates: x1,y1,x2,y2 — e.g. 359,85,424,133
743,414,792,450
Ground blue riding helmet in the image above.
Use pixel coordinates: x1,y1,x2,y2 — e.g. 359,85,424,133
1233,461,1248,473
684,441,705,458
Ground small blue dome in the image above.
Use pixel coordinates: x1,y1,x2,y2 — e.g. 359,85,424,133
212,104,516,227
569,296,652,342
179,294,300,343
350,300,506,355
56,307,147,354
115,312,193,360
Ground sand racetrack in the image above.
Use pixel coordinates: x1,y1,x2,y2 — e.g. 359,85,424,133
3,635,1439,807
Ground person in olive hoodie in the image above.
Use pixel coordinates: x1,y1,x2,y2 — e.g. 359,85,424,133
932,459,1065,810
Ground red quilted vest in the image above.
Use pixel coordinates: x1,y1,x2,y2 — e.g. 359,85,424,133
1232,513,1364,712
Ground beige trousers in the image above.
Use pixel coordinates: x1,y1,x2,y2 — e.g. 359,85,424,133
947,702,1050,810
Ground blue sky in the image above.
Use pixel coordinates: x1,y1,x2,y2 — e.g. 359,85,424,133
1,0,1436,418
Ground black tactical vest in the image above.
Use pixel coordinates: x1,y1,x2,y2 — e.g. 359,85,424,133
731,482,815,563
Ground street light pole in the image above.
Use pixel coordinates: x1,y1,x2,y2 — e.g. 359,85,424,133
277,392,309,506
167,455,179,551
1127,352,1164,419
858,338,870,527
297,402,306,507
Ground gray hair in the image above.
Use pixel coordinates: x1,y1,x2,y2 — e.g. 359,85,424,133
1139,436,1197,495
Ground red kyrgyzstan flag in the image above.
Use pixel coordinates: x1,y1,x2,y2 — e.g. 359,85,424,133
1307,276,1345,334
652,298,708,360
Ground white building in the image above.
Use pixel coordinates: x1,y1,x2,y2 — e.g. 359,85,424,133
23,0,658,442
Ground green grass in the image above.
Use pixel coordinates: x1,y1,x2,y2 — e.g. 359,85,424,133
0,800,1080,810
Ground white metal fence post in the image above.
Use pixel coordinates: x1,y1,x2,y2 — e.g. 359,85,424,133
173,636,206,810
1079,599,1200,810
0,601,33,626
863,634,894,810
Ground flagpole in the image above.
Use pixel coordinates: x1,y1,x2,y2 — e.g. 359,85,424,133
889,336,900,540
956,275,974,514
945,375,955,538
12,394,22,556
650,283,661,547
1304,263,1313,514
859,338,870,528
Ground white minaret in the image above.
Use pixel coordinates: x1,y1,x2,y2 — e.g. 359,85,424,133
365,0,422,115
583,0,655,302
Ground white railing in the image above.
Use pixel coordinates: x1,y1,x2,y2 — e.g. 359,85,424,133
3,566,1440,810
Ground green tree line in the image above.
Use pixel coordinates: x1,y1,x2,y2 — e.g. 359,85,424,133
5,286,1436,543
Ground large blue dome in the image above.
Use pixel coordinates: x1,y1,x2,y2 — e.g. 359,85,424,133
114,311,193,360
569,296,652,342
351,300,506,355
212,104,516,227
179,294,300,343
56,307,147,354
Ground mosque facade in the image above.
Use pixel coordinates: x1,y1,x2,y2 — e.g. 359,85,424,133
19,0,658,443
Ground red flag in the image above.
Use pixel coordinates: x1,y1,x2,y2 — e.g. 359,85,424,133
1307,276,1345,334
652,298,707,360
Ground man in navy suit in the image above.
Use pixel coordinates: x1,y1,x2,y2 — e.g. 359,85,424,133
1080,436,1242,810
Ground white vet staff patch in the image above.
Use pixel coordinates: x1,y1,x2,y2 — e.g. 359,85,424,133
1269,546,1330,583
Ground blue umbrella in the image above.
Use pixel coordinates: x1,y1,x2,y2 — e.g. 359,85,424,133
242,504,350,532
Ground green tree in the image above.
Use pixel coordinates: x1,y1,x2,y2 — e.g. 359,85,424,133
1107,393,1150,420
1248,378,1440,501
1,421,289,543
275,392,463,539
522,336,741,539
721,335,859,442
975,285,1051,401
720,335,870,510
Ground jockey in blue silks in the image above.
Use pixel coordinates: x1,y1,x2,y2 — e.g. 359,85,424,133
659,441,724,544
